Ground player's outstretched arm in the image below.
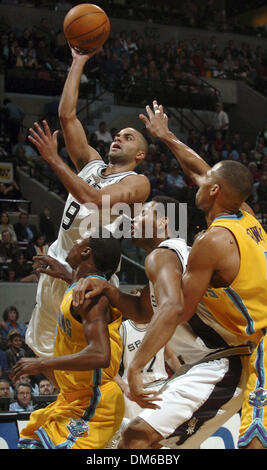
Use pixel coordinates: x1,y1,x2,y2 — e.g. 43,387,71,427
139,100,210,186
58,47,102,172
28,120,150,206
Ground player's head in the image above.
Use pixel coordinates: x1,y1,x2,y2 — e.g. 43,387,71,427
132,196,180,243
196,161,253,214
66,228,121,280
108,127,148,168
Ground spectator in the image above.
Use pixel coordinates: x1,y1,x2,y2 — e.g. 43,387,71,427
9,382,34,412
0,211,17,241
221,142,239,161
0,306,27,340
166,161,187,198
14,212,38,244
5,331,27,369
210,102,229,139
0,231,20,280
0,378,11,398
2,98,24,145
26,233,49,261
1,180,22,200
0,378,11,411
250,141,266,163
257,122,267,147
8,251,37,282
33,377,57,410
95,121,113,145
0,348,8,378
39,207,56,244
38,378,55,396
12,132,39,159
254,173,267,203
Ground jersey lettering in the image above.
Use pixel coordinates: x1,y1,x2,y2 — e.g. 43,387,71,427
127,340,142,352
58,311,72,339
246,226,264,244
62,201,80,230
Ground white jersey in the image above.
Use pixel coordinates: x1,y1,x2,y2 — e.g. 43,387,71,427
119,319,168,420
26,159,137,358
149,238,247,365
120,320,168,386
48,159,136,267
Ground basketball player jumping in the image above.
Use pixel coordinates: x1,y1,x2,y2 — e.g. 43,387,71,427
26,47,150,359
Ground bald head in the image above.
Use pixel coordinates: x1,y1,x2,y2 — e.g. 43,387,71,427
212,161,253,203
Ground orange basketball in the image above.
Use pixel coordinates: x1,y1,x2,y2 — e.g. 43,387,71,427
63,3,110,52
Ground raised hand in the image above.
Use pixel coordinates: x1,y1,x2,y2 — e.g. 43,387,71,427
139,100,169,139
28,120,60,164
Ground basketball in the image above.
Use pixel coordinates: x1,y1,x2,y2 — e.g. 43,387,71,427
63,3,110,52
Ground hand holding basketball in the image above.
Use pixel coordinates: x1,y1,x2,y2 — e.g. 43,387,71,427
63,3,110,53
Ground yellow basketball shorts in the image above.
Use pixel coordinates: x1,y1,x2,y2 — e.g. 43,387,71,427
18,380,124,449
238,332,267,447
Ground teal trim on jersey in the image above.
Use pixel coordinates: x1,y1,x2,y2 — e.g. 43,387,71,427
82,368,102,422
213,210,244,222
224,286,255,335
253,330,266,421
238,419,267,448
66,274,106,294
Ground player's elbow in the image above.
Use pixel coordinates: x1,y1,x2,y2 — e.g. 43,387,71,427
94,349,111,369
169,301,184,323
59,108,76,123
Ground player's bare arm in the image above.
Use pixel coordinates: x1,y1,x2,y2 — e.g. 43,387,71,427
127,248,184,407
141,101,257,218
58,47,102,171
140,100,209,186
181,226,240,323
72,278,153,323
11,295,111,381
28,120,150,206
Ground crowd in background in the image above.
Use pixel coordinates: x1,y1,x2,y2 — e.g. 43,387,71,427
0,4,266,98
0,0,266,37
0,305,57,412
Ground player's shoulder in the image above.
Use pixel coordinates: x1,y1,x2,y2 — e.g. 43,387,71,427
145,242,182,271
123,172,150,185
78,159,106,176
190,226,235,265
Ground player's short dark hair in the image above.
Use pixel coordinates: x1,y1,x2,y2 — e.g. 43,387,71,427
215,161,253,201
152,195,181,232
138,132,149,156
87,228,121,280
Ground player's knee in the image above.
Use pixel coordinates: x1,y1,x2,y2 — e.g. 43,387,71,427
118,417,152,449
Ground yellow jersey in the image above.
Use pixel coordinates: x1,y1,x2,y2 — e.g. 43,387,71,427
202,210,267,345
53,275,122,396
